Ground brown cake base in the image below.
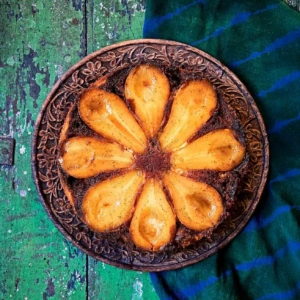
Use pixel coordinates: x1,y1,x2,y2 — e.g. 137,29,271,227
58,63,249,250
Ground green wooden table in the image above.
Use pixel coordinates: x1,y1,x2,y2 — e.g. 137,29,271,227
2,1,299,299
0,1,159,299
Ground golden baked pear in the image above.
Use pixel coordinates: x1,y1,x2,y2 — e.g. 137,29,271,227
159,80,217,151
82,171,144,232
79,88,147,153
130,179,176,251
163,172,223,231
59,136,134,178
125,64,170,137
171,129,245,171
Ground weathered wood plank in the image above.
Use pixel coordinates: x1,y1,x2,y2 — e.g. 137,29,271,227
85,1,158,299
87,0,146,53
88,260,157,300
0,1,87,299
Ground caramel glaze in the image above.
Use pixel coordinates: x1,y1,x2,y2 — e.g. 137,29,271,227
58,62,249,249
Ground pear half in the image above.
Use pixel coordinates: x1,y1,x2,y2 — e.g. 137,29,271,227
130,179,176,251
82,170,144,232
159,79,217,152
125,64,170,137
163,172,223,231
79,88,147,153
171,129,246,171
59,137,134,179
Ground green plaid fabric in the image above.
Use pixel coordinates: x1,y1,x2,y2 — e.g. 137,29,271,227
143,0,300,299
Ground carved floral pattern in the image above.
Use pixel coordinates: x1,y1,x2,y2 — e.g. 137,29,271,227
33,41,268,271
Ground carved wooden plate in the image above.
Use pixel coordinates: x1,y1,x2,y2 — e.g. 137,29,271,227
32,39,269,271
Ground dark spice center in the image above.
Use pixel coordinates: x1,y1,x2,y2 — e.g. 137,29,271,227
135,138,171,178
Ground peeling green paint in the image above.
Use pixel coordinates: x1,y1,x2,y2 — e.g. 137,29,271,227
0,1,87,299
87,0,146,52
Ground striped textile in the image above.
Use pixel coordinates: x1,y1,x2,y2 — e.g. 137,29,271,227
143,0,300,299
